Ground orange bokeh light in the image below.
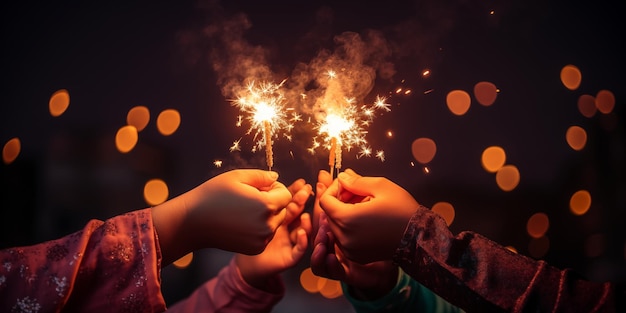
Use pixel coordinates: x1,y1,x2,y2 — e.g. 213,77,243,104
172,252,194,269
473,81,498,106
49,89,70,117
431,201,455,226
577,94,597,118
144,178,169,206
115,125,138,153
560,64,581,90
495,164,520,191
526,212,549,238
446,90,471,115
2,137,21,165
595,89,615,114
528,236,550,259
300,267,320,293
127,106,151,132
569,190,591,216
411,137,437,164
565,125,587,151
157,109,181,136
481,146,506,173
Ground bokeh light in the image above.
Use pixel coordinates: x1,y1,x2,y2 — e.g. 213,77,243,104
300,267,320,293
318,278,343,299
528,236,550,259
2,137,21,165
431,201,455,226
127,106,151,132
595,89,615,114
481,146,506,173
411,137,437,164
569,189,592,216
473,81,498,106
526,212,550,239
577,94,597,118
565,126,587,151
115,125,138,153
157,109,181,136
144,178,169,206
172,252,194,269
560,64,581,90
495,164,520,191
49,89,70,117
446,90,471,115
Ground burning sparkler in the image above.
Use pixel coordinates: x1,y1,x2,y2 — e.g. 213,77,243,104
312,92,391,179
232,80,292,170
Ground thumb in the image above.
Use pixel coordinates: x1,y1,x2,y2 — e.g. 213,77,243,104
337,171,373,198
240,170,279,188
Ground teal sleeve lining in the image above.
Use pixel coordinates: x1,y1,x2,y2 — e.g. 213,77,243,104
342,269,464,313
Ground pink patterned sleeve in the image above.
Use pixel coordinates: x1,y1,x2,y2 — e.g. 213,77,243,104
166,258,284,313
0,208,166,313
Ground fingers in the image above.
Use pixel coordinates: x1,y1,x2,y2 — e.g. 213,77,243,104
284,183,313,225
287,178,306,195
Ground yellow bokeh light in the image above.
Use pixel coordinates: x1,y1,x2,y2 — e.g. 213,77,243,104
526,212,549,239
2,137,21,165
157,109,181,136
565,126,587,151
569,189,591,216
595,89,615,114
144,178,169,206
411,137,437,164
560,64,581,90
431,201,455,226
49,89,70,117
577,94,597,118
446,90,471,115
495,164,520,191
481,146,506,173
127,106,151,132
172,252,194,269
300,267,320,293
473,81,498,106
528,236,550,259
115,125,138,153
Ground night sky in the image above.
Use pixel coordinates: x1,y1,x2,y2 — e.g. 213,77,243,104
1,0,625,311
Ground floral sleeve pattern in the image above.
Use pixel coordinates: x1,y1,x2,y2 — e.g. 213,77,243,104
0,208,166,313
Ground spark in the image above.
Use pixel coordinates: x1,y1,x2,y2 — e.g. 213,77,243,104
375,150,385,162
213,160,223,168
229,138,242,152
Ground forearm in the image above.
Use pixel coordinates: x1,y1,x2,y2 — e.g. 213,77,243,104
393,207,616,312
151,195,192,265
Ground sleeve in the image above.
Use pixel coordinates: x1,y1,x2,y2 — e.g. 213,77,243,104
392,206,619,313
342,268,464,313
0,208,166,313
166,258,284,313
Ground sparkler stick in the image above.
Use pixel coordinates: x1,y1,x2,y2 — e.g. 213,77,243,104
264,120,273,170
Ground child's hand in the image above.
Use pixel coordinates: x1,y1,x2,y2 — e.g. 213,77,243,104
235,179,313,290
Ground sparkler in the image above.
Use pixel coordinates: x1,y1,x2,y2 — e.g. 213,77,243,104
312,92,391,179
232,80,292,170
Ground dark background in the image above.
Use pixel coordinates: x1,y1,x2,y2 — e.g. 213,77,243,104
1,0,624,311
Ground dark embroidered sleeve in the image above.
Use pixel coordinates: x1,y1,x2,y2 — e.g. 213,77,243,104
392,206,619,313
